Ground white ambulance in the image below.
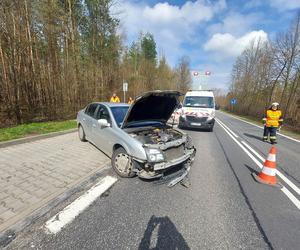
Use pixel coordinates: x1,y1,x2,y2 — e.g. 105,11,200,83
178,90,215,131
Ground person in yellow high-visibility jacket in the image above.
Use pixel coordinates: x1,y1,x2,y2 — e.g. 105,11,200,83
110,93,120,103
262,102,283,144
128,97,134,105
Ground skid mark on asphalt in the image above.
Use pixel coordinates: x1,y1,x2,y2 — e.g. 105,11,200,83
214,131,274,250
216,118,300,209
216,117,300,194
240,136,300,186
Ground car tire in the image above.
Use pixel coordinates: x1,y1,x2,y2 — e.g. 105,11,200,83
208,126,214,132
112,147,136,178
78,125,87,142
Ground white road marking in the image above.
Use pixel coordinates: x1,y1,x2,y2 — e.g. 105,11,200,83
216,118,239,138
241,141,265,162
215,118,263,168
241,141,300,196
219,111,300,143
45,176,118,234
276,171,300,196
221,120,300,196
216,119,300,210
281,187,300,210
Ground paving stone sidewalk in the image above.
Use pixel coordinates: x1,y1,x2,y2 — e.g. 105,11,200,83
0,132,109,233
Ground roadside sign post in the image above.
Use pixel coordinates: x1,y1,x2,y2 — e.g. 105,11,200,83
230,98,237,112
123,82,128,103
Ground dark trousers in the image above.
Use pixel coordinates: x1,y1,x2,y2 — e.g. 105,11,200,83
263,126,277,142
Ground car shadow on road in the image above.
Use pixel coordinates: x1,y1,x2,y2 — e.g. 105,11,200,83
138,215,190,250
243,133,263,141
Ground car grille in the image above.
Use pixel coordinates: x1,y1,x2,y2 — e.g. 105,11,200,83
164,145,185,161
186,116,208,123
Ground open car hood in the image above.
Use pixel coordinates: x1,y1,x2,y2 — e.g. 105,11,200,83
121,91,182,128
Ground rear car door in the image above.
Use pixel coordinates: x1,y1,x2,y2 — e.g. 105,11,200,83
84,103,98,140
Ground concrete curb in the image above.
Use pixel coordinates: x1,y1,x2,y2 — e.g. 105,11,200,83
0,128,77,149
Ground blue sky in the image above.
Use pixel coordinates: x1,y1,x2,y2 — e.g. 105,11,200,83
115,0,300,89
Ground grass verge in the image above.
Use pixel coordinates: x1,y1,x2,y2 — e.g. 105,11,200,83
220,109,300,141
0,120,77,142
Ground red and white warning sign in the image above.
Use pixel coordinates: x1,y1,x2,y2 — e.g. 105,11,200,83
192,70,211,76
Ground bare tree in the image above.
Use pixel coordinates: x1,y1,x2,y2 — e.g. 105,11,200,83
175,56,192,92
229,12,300,131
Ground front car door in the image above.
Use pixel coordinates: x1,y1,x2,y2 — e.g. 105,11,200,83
92,104,114,155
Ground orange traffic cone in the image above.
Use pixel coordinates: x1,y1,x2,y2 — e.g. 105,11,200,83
252,146,281,187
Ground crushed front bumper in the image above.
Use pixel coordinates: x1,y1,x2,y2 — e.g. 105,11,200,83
137,147,195,187
153,148,195,171
167,164,191,187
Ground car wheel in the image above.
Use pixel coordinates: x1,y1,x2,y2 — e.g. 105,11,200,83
78,125,87,142
112,148,136,178
208,126,214,132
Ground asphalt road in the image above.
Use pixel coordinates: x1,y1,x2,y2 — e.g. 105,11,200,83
4,111,300,250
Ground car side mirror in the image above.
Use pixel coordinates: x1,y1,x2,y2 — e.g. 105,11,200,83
98,119,110,128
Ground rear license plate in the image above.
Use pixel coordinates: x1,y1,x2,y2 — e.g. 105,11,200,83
191,122,201,126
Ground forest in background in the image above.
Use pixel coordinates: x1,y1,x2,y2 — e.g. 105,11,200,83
218,12,300,132
0,0,191,127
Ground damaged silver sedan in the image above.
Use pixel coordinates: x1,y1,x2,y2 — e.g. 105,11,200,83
76,91,196,186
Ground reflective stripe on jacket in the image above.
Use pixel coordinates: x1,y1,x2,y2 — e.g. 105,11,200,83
265,109,282,127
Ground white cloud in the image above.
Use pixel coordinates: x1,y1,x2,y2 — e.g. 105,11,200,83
115,0,227,65
143,1,213,23
204,30,268,59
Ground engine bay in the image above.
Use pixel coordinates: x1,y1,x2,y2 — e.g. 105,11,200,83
129,127,183,144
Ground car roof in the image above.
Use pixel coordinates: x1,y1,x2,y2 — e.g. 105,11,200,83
185,91,214,97
89,102,130,108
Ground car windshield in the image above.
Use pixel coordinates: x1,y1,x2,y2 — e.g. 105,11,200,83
111,106,129,127
183,96,214,108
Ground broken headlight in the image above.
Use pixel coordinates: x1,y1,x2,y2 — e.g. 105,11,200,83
145,148,165,163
